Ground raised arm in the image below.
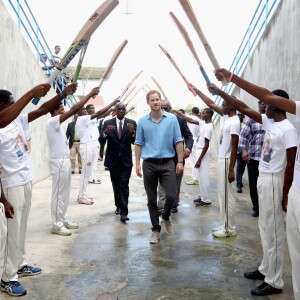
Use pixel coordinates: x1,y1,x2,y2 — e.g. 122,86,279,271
209,84,262,124
214,68,296,114
90,97,120,120
59,87,99,123
0,84,51,127
189,84,223,116
28,83,77,123
173,110,199,125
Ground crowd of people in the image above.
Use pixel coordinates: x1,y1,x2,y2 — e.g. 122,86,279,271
0,66,299,299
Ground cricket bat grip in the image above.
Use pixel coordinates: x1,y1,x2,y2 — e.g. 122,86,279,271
199,66,215,95
183,77,197,96
32,68,61,105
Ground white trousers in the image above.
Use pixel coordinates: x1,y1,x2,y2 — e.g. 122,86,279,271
79,143,95,200
257,172,285,289
287,184,300,299
217,158,235,230
189,144,198,180
196,148,210,202
89,140,99,181
2,182,32,282
0,203,7,279
49,157,71,228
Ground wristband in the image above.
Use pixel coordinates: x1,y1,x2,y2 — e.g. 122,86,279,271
178,161,183,163
59,91,65,99
228,72,234,83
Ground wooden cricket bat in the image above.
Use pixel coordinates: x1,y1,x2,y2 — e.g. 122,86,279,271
158,44,197,96
122,85,137,103
120,70,143,100
178,0,227,85
151,76,168,99
32,0,119,104
124,87,143,106
169,12,212,88
72,38,90,82
98,40,128,88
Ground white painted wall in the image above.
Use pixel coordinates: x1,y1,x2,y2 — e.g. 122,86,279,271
0,1,57,182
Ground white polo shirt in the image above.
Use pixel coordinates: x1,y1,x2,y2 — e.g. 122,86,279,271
77,115,98,144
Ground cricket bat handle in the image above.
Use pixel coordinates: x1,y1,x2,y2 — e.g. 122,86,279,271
32,68,61,105
199,66,215,95
183,77,197,96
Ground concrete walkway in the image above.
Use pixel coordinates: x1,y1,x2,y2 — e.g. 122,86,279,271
1,159,293,299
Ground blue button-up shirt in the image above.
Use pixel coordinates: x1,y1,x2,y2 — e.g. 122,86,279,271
135,111,183,160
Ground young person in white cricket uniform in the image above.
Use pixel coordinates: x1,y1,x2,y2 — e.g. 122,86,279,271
0,83,78,297
0,84,50,293
174,108,214,207
76,98,120,204
46,85,101,236
187,84,240,238
214,68,300,298
85,104,101,184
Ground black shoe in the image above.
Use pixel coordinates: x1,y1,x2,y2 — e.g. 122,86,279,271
251,282,282,296
193,197,201,203
120,215,129,222
171,207,178,213
237,187,242,193
79,170,81,174
252,210,259,217
244,270,265,280
105,167,109,171
71,171,75,174
115,208,121,215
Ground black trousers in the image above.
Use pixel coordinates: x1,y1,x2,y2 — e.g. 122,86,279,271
109,157,132,216
247,159,259,212
236,152,246,188
143,159,177,232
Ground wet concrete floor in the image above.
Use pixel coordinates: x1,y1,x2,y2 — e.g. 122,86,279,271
1,159,294,299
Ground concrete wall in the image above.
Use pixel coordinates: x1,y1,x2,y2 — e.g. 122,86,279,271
0,1,57,182
210,0,300,161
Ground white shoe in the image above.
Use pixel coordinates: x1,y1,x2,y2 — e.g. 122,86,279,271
212,228,237,238
185,179,199,185
51,226,72,236
63,220,79,229
212,225,224,232
163,219,173,234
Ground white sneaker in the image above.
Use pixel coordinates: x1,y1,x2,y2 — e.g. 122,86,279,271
212,225,224,232
51,226,72,236
212,228,237,238
150,231,160,244
63,220,79,229
185,179,199,185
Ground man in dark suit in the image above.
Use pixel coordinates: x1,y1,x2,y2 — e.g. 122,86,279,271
66,113,82,174
101,103,137,222
158,99,194,213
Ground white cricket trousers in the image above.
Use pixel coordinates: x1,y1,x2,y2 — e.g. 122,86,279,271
79,143,95,200
49,157,71,228
89,140,99,181
217,158,235,230
189,144,198,180
257,172,285,289
196,148,210,202
0,203,7,279
287,184,300,299
2,182,32,282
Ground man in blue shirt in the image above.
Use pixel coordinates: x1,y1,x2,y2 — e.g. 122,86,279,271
135,90,183,244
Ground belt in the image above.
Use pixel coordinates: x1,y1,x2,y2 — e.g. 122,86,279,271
74,140,80,142
146,158,173,164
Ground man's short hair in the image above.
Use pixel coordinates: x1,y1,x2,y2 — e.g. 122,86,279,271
161,99,172,108
86,104,95,110
50,103,62,116
192,107,199,114
178,109,185,114
0,90,12,105
146,90,161,101
55,45,60,49
272,89,289,114
204,107,214,117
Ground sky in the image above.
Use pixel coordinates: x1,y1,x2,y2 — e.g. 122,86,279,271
11,0,259,111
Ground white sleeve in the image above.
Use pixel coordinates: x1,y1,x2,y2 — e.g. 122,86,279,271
261,114,269,130
48,115,61,131
204,125,213,141
295,101,300,123
283,126,298,149
230,118,240,136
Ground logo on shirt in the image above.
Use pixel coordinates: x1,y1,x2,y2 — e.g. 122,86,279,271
262,137,273,163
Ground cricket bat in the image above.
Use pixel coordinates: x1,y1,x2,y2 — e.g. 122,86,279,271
158,44,197,96
32,0,119,104
120,70,143,100
151,76,168,100
72,38,90,82
178,0,227,85
98,39,128,89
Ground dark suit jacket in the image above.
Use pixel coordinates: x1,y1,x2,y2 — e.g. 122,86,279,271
174,115,194,164
101,117,137,169
66,121,76,149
